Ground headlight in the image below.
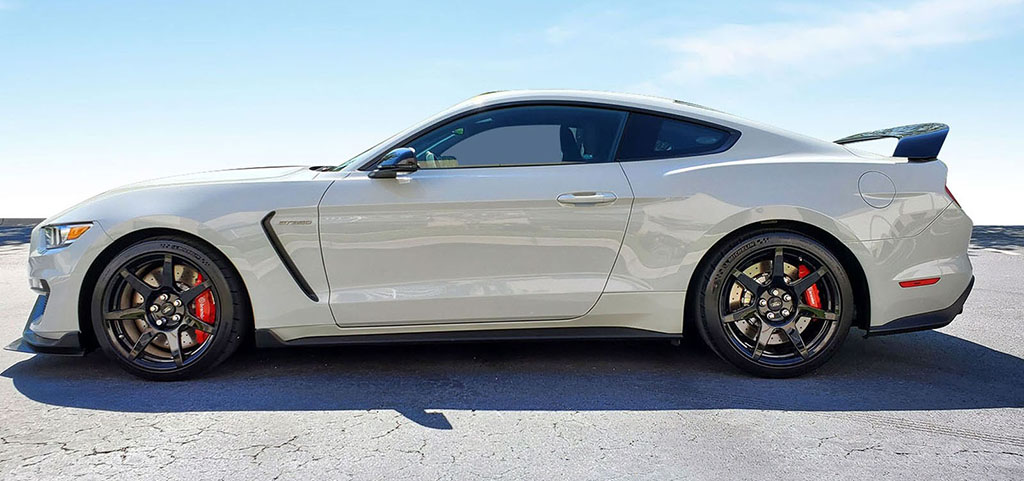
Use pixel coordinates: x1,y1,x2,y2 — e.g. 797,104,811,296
41,223,92,251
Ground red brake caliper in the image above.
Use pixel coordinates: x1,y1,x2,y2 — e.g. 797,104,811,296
192,273,216,344
797,265,822,311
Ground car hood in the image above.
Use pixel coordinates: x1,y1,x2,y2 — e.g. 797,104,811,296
121,165,312,189
41,165,318,227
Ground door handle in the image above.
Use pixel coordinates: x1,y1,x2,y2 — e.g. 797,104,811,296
556,191,617,205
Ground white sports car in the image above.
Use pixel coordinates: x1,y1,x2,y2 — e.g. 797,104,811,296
7,90,974,380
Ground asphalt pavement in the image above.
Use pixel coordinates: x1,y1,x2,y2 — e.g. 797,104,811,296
0,225,1022,480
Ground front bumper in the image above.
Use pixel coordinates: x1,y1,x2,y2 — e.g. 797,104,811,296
16,218,111,345
4,294,85,356
867,276,974,336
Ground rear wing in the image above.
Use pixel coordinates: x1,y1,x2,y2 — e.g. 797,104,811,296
835,123,948,161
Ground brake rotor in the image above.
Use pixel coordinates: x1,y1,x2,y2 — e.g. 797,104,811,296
728,260,810,345
119,263,212,353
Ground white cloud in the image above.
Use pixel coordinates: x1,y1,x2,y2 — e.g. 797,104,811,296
661,0,1022,81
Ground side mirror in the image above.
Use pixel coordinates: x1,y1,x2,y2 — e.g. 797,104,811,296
369,148,418,179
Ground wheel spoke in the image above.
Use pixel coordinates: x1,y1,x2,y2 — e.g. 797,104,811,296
751,322,774,361
104,306,146,321
165,331,185,367
731,270,763,294
798,303,839,321
781,322,810,359
160,254,175,288
772,247,786,283
791,266,827,295
722,305,757,324
184,314,214,334
128,330,157,359
119,269,154,298
179,280,212,305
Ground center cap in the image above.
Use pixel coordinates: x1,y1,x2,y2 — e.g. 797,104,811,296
756,287,796,322
147,292,184,328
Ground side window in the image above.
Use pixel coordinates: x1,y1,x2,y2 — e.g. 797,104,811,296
617,113,733,161
407,106,627,169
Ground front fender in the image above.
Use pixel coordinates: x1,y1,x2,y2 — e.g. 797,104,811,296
32,177,337,338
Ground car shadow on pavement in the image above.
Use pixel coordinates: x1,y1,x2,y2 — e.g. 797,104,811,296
4,331,1023,429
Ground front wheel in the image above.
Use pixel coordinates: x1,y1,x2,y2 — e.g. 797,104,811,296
91,236,248,381
694,231,854,378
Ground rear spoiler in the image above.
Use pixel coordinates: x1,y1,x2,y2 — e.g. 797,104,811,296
835,123,948,161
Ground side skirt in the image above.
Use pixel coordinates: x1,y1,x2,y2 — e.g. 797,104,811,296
255,326,680,348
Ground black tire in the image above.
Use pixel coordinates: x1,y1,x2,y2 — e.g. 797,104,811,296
693,231,854,378
90,236,248,381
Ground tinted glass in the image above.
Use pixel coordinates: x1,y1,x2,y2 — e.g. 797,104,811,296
617,113,732,161
407,106,627,169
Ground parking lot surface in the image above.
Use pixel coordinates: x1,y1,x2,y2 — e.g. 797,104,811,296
1,225,1022,480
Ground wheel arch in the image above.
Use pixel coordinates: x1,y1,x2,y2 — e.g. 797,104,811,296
77,227,254,350
683,219,871,335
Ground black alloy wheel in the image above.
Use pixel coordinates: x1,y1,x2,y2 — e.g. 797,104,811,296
694,231,854,377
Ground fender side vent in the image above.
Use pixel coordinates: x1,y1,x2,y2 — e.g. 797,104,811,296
260,211,319,302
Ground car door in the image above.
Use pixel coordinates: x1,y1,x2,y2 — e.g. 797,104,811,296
319,105,633,327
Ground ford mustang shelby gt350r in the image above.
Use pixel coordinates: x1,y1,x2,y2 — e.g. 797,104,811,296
7,90,974,380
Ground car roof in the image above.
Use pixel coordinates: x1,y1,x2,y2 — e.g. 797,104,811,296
444,90,851,157
464,89,732,121
345,90,854,170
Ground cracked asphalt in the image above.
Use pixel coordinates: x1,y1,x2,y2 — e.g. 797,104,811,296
1,225,1022,480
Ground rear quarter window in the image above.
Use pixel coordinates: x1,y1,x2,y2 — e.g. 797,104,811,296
617,113,734,161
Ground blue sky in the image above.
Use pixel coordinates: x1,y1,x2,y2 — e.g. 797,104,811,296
1,0,1022,223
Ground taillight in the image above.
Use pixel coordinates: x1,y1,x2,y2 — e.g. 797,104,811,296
945,185,961,208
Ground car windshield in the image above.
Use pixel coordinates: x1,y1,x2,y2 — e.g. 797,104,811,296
331,99,481,171
332,137,390,171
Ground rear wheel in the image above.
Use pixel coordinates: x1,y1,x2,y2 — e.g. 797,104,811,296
694,231,854,377
91,236,248,381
